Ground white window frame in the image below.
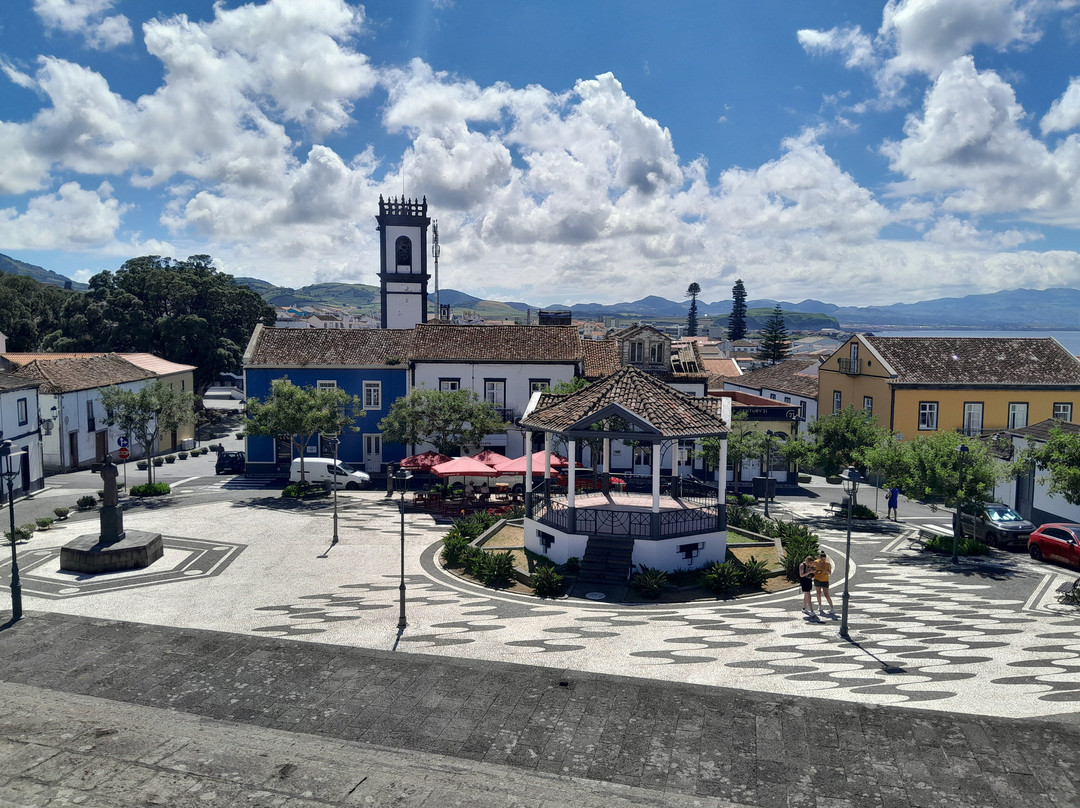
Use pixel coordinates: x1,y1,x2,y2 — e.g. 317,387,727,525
439,379,460,392
316,380,338,390
364,433,382,463
629,342,644,363
1008,402,1028,430
963,402,983,436
363,381,382,410
1053,402,1073,422
918,401,938,431
17,397,28,426
529,379,551,393
484,379,506,409
832,391,842,413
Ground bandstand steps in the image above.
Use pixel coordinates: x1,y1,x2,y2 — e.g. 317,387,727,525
578,535,635,584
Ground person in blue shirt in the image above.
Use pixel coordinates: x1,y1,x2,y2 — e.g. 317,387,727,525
887,486,900,521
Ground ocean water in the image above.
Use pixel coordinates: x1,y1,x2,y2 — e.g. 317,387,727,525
873,329,1080,355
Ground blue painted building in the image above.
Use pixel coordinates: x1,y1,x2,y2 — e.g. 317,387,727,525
242,325,413,475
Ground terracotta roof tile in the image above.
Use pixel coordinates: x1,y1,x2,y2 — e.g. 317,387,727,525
582,339,620,380
1003,417,1080,442
245,326,414,366
521,365,727,437
12,355,154,394
865,337,1080,386
409,323,582,363
726,358,819,398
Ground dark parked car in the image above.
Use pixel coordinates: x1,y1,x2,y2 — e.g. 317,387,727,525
1028,523,1080,568
952,502,1035,548
215,451,246,475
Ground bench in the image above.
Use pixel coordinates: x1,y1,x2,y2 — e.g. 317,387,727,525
910,528,942,549
1056,578,1080,604
825,498,850,517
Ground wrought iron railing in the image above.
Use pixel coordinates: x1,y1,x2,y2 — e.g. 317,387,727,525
838,357,862,375
527,491,725,539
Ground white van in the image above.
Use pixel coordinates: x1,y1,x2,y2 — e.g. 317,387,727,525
289,458,371,490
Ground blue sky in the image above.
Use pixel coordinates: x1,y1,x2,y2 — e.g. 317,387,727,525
3,1,1080,308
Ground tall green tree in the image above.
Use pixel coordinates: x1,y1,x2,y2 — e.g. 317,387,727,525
377,388,508,456
43,255,274,389
757,305,790,364
0,272,70,350
685,282,701,337
727,279,747,341
99,379,196,484
698,412,764,494
865,430,998,508
1016,425,1080,505
804,405,890,488
243,378,364,483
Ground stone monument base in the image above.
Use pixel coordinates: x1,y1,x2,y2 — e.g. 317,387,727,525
60,530,164,574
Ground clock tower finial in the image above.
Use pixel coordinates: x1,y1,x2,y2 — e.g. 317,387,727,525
376,195,431,329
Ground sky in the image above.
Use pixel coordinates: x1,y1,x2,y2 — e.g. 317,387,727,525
3,1,1080,309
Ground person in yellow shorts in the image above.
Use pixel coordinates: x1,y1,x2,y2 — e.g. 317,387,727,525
814,551,835,614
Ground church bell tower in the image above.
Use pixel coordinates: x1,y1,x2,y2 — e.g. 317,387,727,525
376,195,430,329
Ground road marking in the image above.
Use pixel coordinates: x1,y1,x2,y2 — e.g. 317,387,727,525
168,476,203,490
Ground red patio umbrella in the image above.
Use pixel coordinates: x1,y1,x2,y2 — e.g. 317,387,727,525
469,449,510,468
492,451,572,475
399,450,451,471
431,456,502,478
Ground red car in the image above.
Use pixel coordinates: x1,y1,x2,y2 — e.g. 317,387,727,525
1028,523,1080,569
554,470,626,491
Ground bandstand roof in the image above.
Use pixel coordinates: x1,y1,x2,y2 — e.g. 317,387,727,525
520,365,728,441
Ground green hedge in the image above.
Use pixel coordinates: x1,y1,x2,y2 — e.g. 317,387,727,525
131,482,171,497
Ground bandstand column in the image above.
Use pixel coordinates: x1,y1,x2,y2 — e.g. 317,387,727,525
567,439,576,509
651,440,661,512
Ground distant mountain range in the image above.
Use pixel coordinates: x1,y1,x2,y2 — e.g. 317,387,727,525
3,252,1078,330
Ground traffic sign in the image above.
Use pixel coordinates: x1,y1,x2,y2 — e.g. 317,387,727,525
117,436,129,448
117,447,130,460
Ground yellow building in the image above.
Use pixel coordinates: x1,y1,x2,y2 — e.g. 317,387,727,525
818,335,1080,438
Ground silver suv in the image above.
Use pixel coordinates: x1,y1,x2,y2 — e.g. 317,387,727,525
953,502,1035,548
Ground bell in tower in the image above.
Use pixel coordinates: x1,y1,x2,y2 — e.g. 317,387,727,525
376,195,431,329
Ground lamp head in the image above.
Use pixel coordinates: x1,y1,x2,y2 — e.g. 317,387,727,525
957,443,969,454
840,465,863,495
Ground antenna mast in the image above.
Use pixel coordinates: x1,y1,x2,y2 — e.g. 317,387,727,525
431,220,440,318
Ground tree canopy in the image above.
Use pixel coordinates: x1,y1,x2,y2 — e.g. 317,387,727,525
99,379,196,483
243,378,364,480
756,305,790,364
1017,425,1080,505
802,405,890,478
41,255,274,389
685,282,700,337
865,430,999,508
0,272,70,351
698,412,764,492
377,388,508,456
727,279,747,342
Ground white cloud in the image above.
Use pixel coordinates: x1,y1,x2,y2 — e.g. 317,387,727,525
0,182,125,248
923,215,1040,249
1042,76,1080,134
883,57,1080,224
880,0,1040,77
797,26,876,70
33,0,133,50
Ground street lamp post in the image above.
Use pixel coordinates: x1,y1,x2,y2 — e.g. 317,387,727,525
0,440,25,622
763,430,774,518
327,434,340,545
953,443,969,564
839,465,862,640
394,468,412,630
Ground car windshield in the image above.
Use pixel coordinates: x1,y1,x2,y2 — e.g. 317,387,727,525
985,506,1023,522
336,462,357,474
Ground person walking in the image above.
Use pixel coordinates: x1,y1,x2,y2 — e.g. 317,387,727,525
814,551,835,614
799,555,816,614
887,486,900,520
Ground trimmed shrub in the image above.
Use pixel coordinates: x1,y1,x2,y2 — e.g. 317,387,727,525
35,517,54,530
77,495,97,509
703,560,741,596
924,534,990,556
739,557,770,590
178,451,188,460
532,564,564,597
4,525,33,543
164,454,176,464
441,532,471,566
152,457,164,467
631,565,668,599
282,483,328,499
53,507,70,520
130,482,171,497
136,461,149,471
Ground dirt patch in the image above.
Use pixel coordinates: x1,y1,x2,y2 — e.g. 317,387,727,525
440,559,534,595
480,524,524,549
730,544,781,569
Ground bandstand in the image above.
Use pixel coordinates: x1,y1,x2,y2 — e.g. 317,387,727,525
518,366,730,583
